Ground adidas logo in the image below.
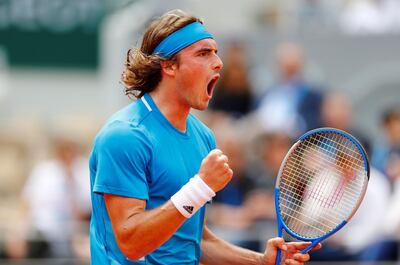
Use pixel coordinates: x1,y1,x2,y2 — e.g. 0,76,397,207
183,205,194,214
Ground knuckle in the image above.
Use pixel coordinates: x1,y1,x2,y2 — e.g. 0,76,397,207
217,155,227,163
285,260,292,265
213,149,222,155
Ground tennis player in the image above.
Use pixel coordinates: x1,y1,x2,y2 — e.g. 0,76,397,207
89,9,318,265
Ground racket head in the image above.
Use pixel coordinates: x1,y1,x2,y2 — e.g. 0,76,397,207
274,127,370,242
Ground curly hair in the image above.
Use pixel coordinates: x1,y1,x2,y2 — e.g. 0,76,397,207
122,9,202,99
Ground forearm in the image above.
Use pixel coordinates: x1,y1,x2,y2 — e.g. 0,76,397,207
200,226,263,265
105,196,186,260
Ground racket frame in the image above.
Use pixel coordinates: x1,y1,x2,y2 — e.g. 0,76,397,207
274,127,370,260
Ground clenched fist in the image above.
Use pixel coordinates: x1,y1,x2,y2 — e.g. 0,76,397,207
198,149,233,192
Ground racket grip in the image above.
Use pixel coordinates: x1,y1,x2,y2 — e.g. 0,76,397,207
275,248,282,265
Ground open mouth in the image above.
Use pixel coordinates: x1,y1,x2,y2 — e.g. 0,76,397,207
207,75,219,97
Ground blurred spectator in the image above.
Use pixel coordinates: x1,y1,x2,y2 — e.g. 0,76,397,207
385,169,400,240
341,0,388,34
296,0,342,31
314,93,400,261
312,168,397,262
206,118,259,249
209,42,253,118
340,0,400,34
372,106,400,181
207,118,292,251
321,92,371,154
20,137,91,258
242,131,293,250
248,131,293,192
255,42,324,138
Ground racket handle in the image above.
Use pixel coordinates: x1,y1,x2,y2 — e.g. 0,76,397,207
275,248,282,265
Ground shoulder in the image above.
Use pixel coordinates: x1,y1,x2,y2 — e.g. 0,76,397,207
94,119,153,157
95,100,154,146
89,119,153,181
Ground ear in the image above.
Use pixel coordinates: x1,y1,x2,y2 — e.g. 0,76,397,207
160,60,177,77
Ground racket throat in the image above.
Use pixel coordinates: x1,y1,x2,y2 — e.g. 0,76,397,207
300,220,348,254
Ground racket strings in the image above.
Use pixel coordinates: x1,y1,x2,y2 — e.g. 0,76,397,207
284,146,364,207
284,133,362,234
297,133,365,193
282,147,360,236
280,173,355,220
279,195,339,227
306,134,365,172
288,149,365,193
278,132,368,239
279,178,354,233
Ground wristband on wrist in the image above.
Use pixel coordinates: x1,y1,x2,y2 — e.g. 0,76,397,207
170,174,216,218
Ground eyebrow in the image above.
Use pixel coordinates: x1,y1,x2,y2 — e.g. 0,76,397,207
195,47,218,54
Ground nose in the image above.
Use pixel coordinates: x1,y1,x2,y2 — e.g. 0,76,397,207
212,54,223,72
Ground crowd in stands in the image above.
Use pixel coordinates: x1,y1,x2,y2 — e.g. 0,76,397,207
0,35,400,265
205,41,400,262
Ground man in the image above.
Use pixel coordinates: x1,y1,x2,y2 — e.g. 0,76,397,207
256,42,324,138
24,136,91,258
89,9,318,265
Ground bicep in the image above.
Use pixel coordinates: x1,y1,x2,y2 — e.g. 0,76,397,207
104,193,146,238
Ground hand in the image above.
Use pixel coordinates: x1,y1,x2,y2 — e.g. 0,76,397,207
261,238,322,265
198,149,233,192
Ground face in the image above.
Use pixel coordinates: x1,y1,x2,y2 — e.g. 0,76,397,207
386,116,400,144
173,38,223,110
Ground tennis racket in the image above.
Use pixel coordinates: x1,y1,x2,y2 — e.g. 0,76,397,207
274,128,370,265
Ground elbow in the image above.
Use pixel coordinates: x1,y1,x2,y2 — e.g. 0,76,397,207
123,249,145,261
115,227,147,261
118,239,146,261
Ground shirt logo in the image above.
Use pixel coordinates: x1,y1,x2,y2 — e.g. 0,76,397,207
183,205,194,214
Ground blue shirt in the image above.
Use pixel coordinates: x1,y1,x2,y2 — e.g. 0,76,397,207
89,93,216,265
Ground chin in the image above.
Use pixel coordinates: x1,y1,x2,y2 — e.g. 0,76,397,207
193,102,209,111
194,105,208,111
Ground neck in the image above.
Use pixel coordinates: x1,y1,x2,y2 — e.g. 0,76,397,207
149,83,190,132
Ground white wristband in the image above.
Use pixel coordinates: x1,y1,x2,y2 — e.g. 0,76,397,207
171,174,216,218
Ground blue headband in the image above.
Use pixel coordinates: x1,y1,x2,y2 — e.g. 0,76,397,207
153,21,213,58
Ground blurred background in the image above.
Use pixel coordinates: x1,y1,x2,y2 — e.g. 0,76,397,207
0,0,400,264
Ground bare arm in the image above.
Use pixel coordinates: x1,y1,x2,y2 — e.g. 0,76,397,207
200,225,318,265
200,225,264,265
104,194,185,260
105,149,233,261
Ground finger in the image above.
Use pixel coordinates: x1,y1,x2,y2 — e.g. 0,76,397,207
292,253,310,262
284,259,304,265
223,161,232,169
312,243,322,251
210,149,223,157
267,237,288,252
219,154,229,163
286,242,322,255
286,241,315,251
